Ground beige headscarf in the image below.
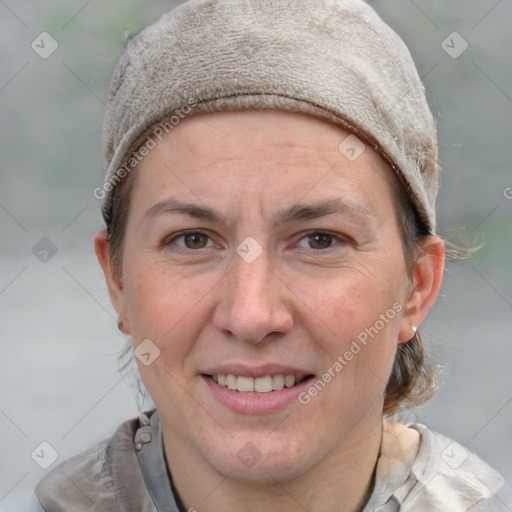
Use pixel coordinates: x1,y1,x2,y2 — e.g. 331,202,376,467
100,0,439,232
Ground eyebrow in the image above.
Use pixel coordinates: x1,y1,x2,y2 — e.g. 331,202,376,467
144,197,373,227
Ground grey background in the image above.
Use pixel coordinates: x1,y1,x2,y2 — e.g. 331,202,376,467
1,0,511,505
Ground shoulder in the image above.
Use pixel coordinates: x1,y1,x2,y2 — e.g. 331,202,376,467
402,423,505,511
34,431,119,511
33,413,156,512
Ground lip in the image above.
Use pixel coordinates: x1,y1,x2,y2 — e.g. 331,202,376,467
201,373,315,415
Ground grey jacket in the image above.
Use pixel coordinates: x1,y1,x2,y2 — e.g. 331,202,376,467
17,410,506,511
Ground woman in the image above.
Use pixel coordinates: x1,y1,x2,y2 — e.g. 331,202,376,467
25,0,506,510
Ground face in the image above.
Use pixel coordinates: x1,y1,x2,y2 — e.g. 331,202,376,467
98,110,426,483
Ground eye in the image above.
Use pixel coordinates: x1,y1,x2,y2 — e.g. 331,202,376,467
164,230,213,250
295,231,347,250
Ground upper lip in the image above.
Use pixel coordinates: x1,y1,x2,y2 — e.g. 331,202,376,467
201,364,314,379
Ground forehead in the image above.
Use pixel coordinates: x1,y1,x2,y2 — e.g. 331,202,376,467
128,110,398,220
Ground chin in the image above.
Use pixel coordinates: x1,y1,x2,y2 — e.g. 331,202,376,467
197,430,320,484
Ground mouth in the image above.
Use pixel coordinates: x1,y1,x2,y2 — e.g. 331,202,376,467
200,365,316,414
203,373,313,393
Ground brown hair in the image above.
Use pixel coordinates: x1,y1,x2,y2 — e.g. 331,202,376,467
104,146,458,416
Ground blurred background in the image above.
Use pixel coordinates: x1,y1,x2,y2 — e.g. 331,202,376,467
1,0,511,505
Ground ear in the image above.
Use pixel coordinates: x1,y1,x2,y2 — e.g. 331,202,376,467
398,235,445,342
93,230,131,335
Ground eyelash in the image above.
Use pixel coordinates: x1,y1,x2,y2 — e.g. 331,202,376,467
163,230,348,252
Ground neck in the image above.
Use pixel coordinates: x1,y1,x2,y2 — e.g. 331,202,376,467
162,404,384,512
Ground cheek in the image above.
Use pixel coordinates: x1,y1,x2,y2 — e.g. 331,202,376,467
123,262,218,399
297,262,404,399
123,259,213,350
304,265,403,342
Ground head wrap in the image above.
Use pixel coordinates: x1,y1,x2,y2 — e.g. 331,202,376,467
101,0,439,231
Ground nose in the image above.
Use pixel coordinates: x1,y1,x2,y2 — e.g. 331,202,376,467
212,247,294,344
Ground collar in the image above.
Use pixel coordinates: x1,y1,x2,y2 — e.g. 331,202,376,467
362,418,420,511
134,410,182,512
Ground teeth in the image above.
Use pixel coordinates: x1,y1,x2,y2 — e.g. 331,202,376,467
284,375,296,388
211,374,304,393
237,376,254,392
226,374,237,391
272,375,284,390
255,376,273,392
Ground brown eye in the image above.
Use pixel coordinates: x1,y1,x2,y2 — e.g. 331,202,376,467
182,232,209,249
164,231,213,250
294,230,349,252
307,232,335,250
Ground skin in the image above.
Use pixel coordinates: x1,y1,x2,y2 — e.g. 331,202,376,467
94,110,445,511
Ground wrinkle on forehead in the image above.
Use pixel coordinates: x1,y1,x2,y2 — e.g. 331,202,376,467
130,110,396,231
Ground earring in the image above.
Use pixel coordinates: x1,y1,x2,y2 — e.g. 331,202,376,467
411,324,417,335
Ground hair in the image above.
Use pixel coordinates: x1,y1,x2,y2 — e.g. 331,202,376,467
383,177,435,415
105,131,472,416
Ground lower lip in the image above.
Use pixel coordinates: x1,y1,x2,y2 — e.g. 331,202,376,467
202,375,315,414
